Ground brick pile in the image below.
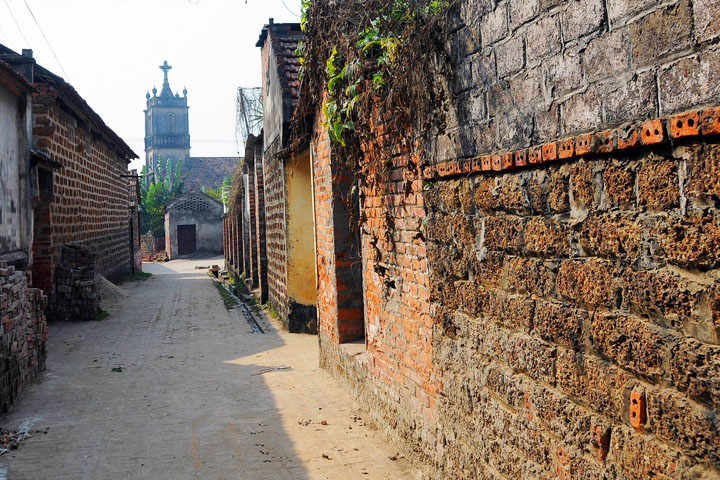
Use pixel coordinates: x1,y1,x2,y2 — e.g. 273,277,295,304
0,263,48,413
53,245,98,322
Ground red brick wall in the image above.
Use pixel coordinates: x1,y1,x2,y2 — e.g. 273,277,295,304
31,91,133,303
254,146,269,303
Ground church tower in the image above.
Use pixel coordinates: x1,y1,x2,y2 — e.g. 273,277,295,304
144,61,190,179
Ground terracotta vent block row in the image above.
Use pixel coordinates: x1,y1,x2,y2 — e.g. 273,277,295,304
424,106,720,179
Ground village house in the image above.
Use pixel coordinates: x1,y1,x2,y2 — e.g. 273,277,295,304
164,188,224,259
0,44,141,321
266,0,720,477
0,54,50,413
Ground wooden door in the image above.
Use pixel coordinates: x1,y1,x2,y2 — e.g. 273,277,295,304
177,224,197,255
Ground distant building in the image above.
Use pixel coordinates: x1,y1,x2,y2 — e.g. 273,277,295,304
144,62,240,189
164,189,224,259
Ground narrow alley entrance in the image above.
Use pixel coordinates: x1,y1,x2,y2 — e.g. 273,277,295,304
0,258,418,480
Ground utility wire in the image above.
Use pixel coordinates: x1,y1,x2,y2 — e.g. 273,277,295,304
280,0,300,17
4,0,31,47
23,0,71,82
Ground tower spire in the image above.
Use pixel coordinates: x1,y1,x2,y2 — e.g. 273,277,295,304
159,61,174,97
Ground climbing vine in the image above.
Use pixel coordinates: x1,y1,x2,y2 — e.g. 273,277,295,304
294,0,456,175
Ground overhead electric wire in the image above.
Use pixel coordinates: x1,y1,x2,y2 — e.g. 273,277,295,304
4,0,31,48
23,0,71,82
280,0,300,17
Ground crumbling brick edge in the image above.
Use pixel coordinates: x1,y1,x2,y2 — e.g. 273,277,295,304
425,106,720,178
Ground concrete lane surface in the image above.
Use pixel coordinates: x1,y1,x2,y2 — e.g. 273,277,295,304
0,258,419,480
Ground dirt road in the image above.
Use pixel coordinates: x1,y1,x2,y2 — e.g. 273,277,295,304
0,258,418,480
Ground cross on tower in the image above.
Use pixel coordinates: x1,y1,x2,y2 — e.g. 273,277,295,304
160,61,172,85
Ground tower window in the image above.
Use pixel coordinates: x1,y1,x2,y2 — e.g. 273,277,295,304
168,113,175,132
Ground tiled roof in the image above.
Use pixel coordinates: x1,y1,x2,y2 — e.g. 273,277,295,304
184,157,241,189
0,43,138,161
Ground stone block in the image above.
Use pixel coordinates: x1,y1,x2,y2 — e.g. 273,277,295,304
590,314,670,378
561,0,605,42
658,214,720,270
670,339,720,407
533,300,586,348
556,258,619,311
606,0,655,26
575,213,643,260
569,160,597,211
533,103,560,143
506,256,557,298
600,71,658,126
637,158,679,211
685,143,720,202
630,1,693,67
601,162,635,210
526,15,561,64
482,214,525,253
556,347,630,421
562,89,602,134
524,216,570,257
471,51,497,88
647,388,720,467
495,34,525,78
543,50,583,95
480,4,508,46
508,0,540,30
693,0,720,43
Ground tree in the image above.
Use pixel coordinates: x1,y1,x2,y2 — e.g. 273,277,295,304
201,175,232,205
139,158,186,236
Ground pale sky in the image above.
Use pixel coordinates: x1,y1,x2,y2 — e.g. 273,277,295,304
0,0,300,171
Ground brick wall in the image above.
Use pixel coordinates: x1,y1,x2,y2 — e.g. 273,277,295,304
254,140,269,303
32,91,134,306
0,263,48,413
263,136,289,322
310,0,720,477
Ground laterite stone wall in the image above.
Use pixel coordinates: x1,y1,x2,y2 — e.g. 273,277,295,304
32,91,133,306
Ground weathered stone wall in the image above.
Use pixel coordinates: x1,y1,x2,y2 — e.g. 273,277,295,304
443,0,719,160
311,0,720,477
32,88,134,301
0,263,48,413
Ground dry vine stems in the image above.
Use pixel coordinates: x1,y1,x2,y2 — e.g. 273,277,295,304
293,0,458,245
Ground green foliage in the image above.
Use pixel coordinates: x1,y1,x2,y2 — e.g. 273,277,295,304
201,175,232,204
296,0,312,80
139,158,186,237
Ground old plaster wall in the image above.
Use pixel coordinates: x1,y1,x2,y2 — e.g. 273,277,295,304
0,82,31,260
313,0,720,478
285,149,318,332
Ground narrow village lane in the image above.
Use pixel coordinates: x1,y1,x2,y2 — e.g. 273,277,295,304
1,258,418,480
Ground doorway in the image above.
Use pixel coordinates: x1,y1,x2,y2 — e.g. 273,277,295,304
177,225,197,255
